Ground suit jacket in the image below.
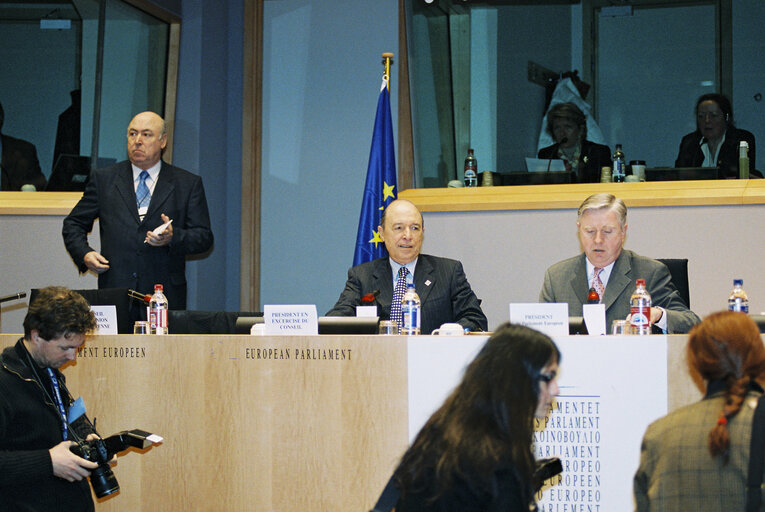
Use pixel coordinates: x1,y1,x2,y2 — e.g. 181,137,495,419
537,140,611,183
633,389,761,512
675,126,760,178
0,133,47,191
326,254,488,334
539,250,700,334
62,160,214,309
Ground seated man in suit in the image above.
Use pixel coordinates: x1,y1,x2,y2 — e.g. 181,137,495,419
0,101,47,191
327,199,488,334
539,193,700,333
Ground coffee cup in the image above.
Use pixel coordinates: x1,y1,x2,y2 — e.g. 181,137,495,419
431,323,465,336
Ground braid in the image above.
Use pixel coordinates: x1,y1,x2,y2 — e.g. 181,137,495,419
688,311,765,464
708,375,748,462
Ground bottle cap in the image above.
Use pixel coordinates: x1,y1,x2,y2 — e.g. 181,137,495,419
636,279,646,287
734,279,743,286
154,284,163,292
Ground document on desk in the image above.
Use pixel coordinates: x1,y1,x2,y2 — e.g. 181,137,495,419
525,157,567,172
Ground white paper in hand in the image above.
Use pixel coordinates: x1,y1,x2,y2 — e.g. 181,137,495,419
151,219,173,236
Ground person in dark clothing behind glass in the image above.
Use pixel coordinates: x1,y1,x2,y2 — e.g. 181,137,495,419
537,102,611,183
675,93,760,178
393,323,561,512
0,101,47,191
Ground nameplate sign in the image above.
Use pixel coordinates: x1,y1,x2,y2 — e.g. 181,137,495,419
582,303,606,335
91,305,118,335
264,305,318,335
355,305,378,317
510,303,568,337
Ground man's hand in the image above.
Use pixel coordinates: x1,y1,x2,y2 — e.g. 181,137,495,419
83,251,110,273
49,441,99,482
626,307,664,325
649,306,664,325
145,213,174,247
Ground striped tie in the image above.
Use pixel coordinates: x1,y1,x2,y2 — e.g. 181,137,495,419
136,170,151,210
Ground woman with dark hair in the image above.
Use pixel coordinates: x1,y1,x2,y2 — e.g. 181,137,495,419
634,311,765,511
537,102,611,183
393,323,561,512
675,93,759,178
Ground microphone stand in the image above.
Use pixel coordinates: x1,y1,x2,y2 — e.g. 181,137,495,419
0,292,27,304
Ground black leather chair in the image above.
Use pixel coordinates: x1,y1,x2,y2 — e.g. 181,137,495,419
30,287,133,334
656,258,690,308
168,310,261,334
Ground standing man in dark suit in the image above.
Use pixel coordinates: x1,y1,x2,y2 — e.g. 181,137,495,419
326,199,487,334
0,101,47,191
539,193,699,333
62,111,213,310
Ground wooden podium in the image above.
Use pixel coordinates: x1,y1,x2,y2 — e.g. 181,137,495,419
0,333,700,511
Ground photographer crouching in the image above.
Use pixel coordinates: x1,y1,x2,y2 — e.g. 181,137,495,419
0,286,99,511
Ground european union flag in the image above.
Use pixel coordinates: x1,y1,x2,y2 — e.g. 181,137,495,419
353,78,397,266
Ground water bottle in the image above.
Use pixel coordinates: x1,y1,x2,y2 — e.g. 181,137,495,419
612,144,626,183
739,141,750,180
149,284,169,334
464,148,478,188
728,279,749,313
401,283,421,335
630,279,651,335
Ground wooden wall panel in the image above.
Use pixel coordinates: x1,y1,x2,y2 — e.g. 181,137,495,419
0,335,409,511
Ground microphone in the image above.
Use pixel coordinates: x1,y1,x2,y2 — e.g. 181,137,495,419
548,137,568,172
0,292,26,304
127,289,151,304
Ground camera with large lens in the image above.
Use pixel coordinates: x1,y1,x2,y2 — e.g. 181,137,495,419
70,437,120,498
69,414,160,499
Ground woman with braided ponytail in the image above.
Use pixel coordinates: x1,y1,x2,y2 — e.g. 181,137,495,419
634,311,765,511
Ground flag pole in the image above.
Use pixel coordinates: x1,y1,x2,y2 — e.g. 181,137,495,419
382,52,394,91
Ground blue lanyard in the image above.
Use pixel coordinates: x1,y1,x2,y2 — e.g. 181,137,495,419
46,368,68,441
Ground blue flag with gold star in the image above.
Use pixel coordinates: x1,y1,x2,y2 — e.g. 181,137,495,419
353,78,397,266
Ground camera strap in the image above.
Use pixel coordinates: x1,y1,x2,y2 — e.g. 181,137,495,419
46,368,69,441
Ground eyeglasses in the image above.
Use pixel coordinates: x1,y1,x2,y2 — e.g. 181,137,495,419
538,370,557,383
697,111,724,121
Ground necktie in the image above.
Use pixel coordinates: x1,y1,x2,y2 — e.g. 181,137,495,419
136,170,151,210
390,267,409,332
592,267,605,303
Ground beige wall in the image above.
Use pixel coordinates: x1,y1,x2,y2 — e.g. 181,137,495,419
419,203,764,330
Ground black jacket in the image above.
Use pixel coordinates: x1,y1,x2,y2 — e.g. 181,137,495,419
62,160,214,309
538,140,612,183
675,126,760,178
0,339,94,512
326,254,488,334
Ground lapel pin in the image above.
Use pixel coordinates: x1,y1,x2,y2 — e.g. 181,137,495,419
425,280,432,287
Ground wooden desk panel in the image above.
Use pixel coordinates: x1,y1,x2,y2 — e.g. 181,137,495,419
0,334,409,512
0,333,701,511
